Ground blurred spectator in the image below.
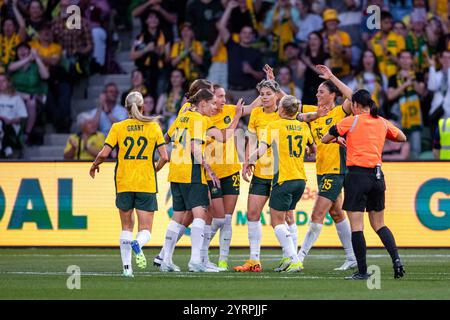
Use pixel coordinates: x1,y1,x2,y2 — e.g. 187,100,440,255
143,94,157,116
207,31,228,89
24,0,46,39
0,3,26,66
121,69,149,106
321,9,352,80
294,0,323,45
29,22,62,67
405,9,430,73
29,22,71,133
228,0,261,36
262,0,299,62
89,5,108,74
429,0,449,21
388,0,413,22
402,0,432,27
82,0,112,21
130,10,166,97
348,49,387,113
186,0,223,45
300,31,330,105
156,69,186,130
393,21,408,38
89,83,127,137
277,65,302,98
170,22,204,82
387,50,426,159
369,11,405,80
310,0,326,15
426,16,447,54
52,0,93,79
283,42,306,90
382,120,411,159
132,0,178,42
8,42,49,144
0,73,27,158
63,111,105,160
432,116,450,160
428,50,450,122
219,1,264,103
337,0,362,66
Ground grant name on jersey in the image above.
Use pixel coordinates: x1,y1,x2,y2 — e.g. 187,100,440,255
127,125,144,132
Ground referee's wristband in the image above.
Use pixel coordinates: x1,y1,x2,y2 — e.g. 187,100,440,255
328,125,339,137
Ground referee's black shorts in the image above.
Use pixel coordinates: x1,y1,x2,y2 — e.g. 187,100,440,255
342,166,386,212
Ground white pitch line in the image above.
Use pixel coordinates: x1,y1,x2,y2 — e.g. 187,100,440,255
2,271,450,281
0,271,336,280
2,253,450,258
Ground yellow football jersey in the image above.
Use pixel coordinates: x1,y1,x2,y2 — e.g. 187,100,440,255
178,102,191,114
370,31,405,79
248,107,281,179
167,110,211,184
104,119,165,193
261,119,312,184
302,105,348,175
205,104,241,179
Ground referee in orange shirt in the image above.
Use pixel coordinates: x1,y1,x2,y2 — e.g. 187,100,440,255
322,89,407,280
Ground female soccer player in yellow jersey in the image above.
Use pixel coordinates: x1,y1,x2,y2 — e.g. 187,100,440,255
248,95,314,272
154,79,215,268
160,88,243,272
154,79,260,271
201,83,260,271
89,92,168,278
294,65,358,271
234,79,282,272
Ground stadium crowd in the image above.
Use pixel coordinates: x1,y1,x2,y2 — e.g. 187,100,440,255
0,0,449,160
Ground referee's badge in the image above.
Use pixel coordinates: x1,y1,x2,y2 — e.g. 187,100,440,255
326,118,332,125
224,116,231,124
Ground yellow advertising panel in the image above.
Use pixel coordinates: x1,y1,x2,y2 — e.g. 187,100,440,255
0,162,449,247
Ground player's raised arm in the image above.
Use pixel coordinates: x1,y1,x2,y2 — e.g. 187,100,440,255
207,99,244,142
316,64,353,115
263,64,287,99
296,103,333,122
316,64,353,100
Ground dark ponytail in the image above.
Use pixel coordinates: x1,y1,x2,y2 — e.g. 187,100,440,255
185,79,212,99
187,88,214,106
369,100,378,117
352,89,379,118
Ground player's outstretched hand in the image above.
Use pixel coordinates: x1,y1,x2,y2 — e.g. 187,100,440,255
242,163,254,182
235,98,244,118
335,137,347,148
263,64,275,80
317,104,332,117
90,164,99,178
316,64,333,80
210,171,221,189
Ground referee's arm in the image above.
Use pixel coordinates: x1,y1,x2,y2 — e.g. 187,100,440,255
322,125,340,144
322,117,353,145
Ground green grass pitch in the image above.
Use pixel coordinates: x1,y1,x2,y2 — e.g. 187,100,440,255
1,248,450,300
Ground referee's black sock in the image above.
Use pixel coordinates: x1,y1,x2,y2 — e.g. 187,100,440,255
376,226,400,264
351,231,367,274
